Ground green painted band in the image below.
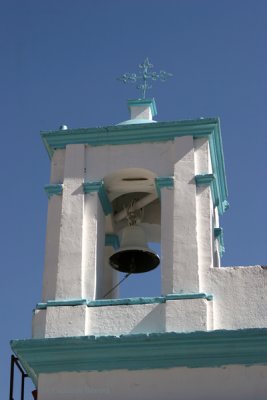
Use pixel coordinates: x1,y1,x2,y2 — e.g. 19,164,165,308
11,328,267,385
44,184,63,199
195,173,215,185
105,234,120,250
155,176,174,198
35,293,213,310
214,227,225,256
83,181,112,215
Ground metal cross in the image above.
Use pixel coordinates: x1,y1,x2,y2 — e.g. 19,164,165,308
117,58,172,99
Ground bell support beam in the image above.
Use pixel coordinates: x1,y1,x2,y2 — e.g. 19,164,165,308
113,193,158,223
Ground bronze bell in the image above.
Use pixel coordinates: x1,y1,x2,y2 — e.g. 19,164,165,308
109,225,160,273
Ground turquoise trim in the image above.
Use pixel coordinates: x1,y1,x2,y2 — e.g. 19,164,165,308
35,293,213,310
127,98,157,117
155,176,174,198
214,227,225,256
41,117,228,214
88,293,212,307
11,328,267,384
195,173,215,186
165,293,213,301
105,234,120,250
36,299,87,310
44,184,63,199
83,181,112,215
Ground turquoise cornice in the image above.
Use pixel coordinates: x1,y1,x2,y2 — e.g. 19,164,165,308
195,173,215,186
11,328,267,385
41,117,228,214
214,227,225,256
83,181,112,215
128,98,157,117
35,293,213,310
105,233,120,250
155,176,174,198
44,184,63,199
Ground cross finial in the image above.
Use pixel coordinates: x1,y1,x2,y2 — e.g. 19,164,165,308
117,58,173,99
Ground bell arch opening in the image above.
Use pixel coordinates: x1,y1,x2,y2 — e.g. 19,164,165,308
100,168,162,299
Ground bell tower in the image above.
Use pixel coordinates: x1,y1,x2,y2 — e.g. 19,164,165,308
14,60,267,400
29,91,227,341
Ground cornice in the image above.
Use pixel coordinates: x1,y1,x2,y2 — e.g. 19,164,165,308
11,328,267,386
41,117,228,214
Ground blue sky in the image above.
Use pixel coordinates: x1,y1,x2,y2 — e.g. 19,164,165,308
1,0,266,398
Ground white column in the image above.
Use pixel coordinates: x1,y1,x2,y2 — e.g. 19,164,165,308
162,136,200,294
194,138,216,290
55,144,85,299
42,150,65,301
161,186,174,294
42,196,62,301
82,191,106,300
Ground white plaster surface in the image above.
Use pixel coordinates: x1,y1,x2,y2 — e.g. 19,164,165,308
55,144,85,299
50,149,65,184
130,105,153,120
171,136,199,293
33,306,87,339
205,266,267,329
32,299,210,338
36,135,267,341
42,196,62,301
82,192,105,300
37,365,267,400
85,142,175,181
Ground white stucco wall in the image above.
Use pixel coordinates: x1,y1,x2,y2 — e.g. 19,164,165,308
37,365,267,400
36,137,267,339
32,299,210,338
205,265,267,329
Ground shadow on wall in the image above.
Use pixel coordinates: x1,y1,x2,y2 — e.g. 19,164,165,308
130,304,165,334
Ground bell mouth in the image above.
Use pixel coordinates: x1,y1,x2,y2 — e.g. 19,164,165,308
109,249,160,274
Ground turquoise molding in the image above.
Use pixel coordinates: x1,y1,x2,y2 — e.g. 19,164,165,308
195,174,229,214
11,328,267,385
41,117,228,214
128,98,157,117
155,176,174,198
35,293,213,310
88,293,213,307
195,173,215,186
214,227,225,256
83,181,112,215
44,184,63,199
105,234,120,250
36,299,87,310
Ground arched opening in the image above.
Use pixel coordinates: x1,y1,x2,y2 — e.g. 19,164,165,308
102,168,161,299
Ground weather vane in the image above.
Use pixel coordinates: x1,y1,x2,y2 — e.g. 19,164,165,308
117,58,172,99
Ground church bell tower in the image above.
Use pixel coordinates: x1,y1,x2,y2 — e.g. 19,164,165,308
11,59,267,400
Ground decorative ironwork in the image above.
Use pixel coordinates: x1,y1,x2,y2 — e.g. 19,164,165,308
117,58,172,99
